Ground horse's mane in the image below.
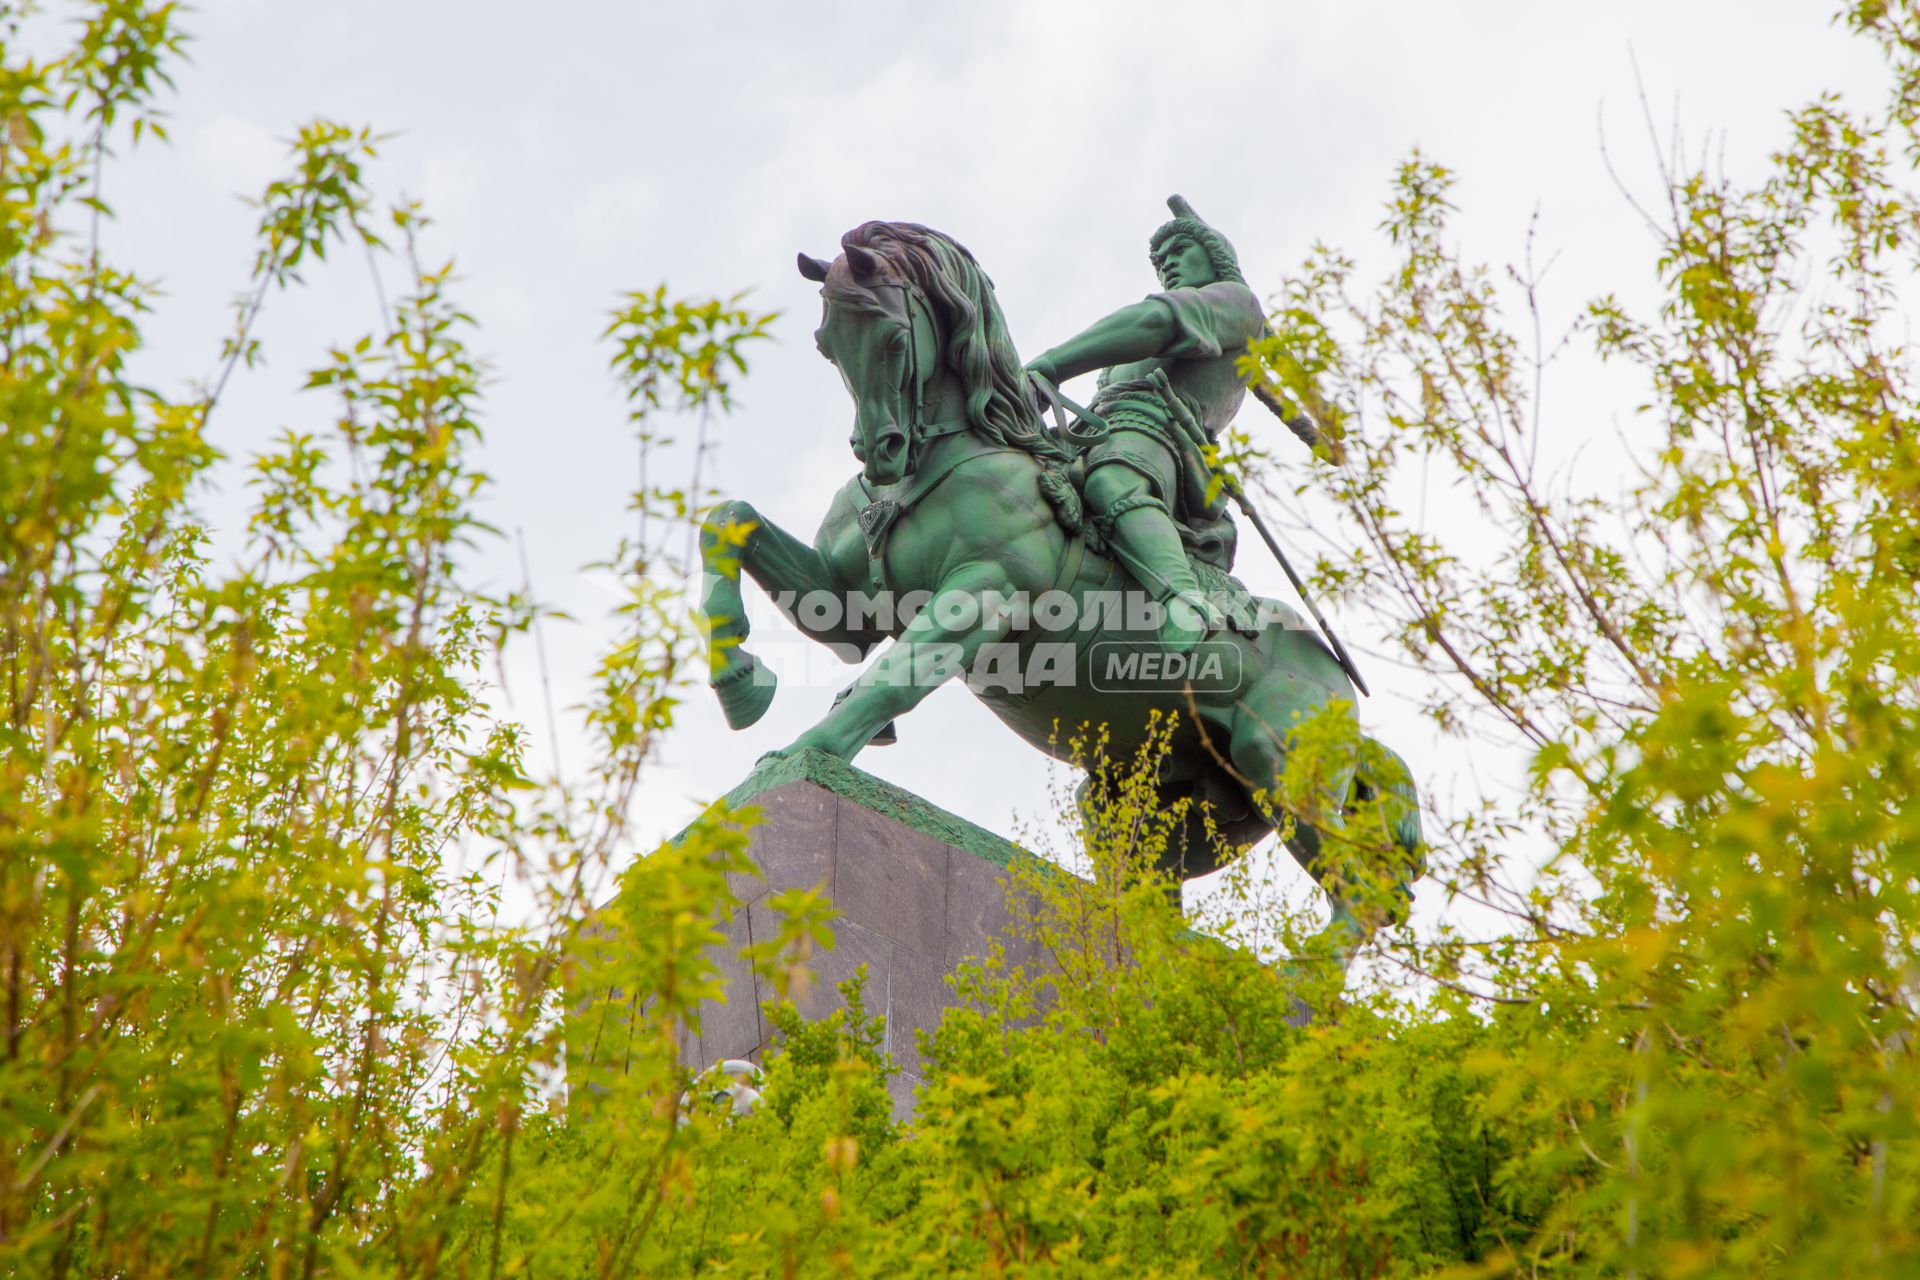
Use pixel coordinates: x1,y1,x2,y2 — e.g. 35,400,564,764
832,221,1071,463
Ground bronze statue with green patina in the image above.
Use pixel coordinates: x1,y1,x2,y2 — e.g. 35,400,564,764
697,202,1422,961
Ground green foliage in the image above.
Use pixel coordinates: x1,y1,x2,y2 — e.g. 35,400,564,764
6,2,1920,1277
605,285,777,572
1240,3,1920,1273
0,6,798,1275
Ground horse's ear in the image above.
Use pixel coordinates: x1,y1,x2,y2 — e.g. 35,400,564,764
844,243,884,283
797,252,831,283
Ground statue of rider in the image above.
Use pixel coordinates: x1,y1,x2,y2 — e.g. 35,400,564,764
1024,196,1265,651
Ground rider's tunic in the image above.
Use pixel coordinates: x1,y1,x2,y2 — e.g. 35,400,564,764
1081,279,1266,571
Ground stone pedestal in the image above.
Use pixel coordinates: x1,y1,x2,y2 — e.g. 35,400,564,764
577,749,1046,1118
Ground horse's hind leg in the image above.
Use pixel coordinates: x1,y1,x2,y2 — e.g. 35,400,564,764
1227,698,1424,967
700,499,876,730
1225,693,1369,963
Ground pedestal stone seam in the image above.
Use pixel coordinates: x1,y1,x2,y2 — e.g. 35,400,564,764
939,844,950,964
744,905,763,1055
829,788,841,906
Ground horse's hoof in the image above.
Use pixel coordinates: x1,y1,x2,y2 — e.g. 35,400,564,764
714,658,777,729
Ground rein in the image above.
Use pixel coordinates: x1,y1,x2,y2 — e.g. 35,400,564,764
895,285,970,458
1026,367,1109,443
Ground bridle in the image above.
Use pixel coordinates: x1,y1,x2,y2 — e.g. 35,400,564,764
860,282,969,475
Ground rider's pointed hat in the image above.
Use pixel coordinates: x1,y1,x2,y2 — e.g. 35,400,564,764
1150,194,1246,286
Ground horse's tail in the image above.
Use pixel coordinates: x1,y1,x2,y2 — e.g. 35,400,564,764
1352,736,1425,887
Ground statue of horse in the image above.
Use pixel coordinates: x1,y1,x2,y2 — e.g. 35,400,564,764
698,220,1422,956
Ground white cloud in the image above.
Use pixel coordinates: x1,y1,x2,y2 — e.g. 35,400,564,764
188,112,282,198
563,175,662,263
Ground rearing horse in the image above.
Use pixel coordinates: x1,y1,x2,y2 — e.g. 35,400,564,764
699,221,1421,952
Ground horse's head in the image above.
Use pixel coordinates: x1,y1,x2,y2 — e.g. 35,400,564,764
799,236,938,486
799,221,1069,487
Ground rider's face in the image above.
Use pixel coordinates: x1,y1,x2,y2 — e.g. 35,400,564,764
1155,237,1215,290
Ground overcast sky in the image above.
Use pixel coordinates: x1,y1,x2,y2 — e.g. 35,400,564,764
97,1,1890,924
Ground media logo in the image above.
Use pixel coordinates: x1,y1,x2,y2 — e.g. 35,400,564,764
1088,640,1243,693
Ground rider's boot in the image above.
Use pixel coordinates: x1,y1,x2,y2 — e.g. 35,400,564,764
1104,504,1224,655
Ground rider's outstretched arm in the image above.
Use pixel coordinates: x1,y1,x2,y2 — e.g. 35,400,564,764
1027,298,1178,384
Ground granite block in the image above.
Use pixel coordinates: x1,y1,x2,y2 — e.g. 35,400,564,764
943,850,1021,970
732,780,836,907
689,906,761,1063
572,750,1083,1119
833,799,947,957
805,917,895,1024
748,902,895,1029
885,941,948,1079
887,1070,922,1124
677,1020,701,1069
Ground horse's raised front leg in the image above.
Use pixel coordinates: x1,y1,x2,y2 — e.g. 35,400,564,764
769,561,1017,763
699,498,878,730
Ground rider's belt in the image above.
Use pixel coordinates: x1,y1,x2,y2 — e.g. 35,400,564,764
1085,377,1209,452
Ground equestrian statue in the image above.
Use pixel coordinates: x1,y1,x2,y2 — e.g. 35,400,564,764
698,198,1423,960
